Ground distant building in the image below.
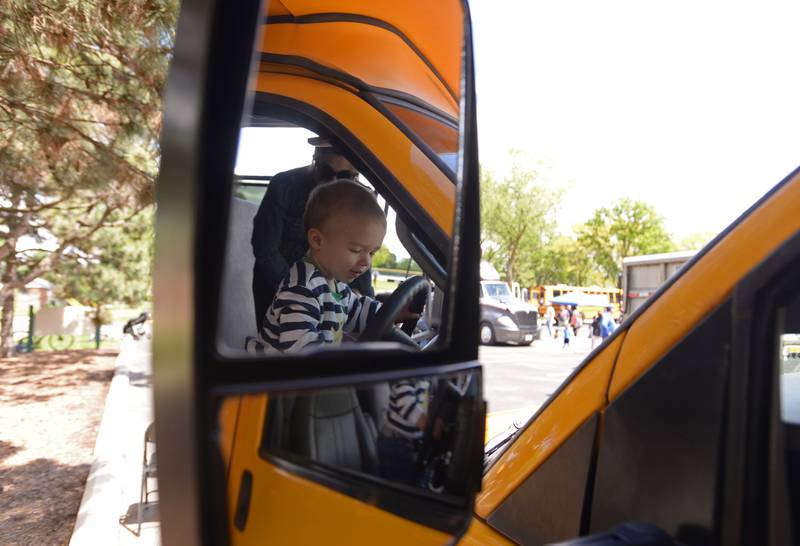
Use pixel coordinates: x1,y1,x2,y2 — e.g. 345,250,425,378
3,278,54,333
15,278,54,311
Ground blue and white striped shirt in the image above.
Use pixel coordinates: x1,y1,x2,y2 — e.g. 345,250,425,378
384,379,430,440
251,260,380,354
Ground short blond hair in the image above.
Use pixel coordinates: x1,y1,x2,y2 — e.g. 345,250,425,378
304,179,386,233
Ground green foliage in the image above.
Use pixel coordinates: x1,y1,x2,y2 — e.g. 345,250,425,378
675,231,715,251
0,1,178,353
372,245,397,269
234,185,267,205
395,257,422,273
480,161,562,286
577,198,675,284
0,0,177,204
48,208,153,325
534,235,606,287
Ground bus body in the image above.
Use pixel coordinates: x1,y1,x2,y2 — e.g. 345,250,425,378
530,284,623,319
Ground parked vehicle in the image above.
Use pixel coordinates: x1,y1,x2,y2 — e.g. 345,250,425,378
621,250,697,315
479,269,539,345
530,283,622,320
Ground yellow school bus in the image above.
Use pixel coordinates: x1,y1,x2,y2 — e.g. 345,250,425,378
530,284,623,319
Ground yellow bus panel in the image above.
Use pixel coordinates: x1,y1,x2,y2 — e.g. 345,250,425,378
475,333,624,518
610,173,800,401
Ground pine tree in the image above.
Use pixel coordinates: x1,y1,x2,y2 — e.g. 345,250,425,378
0,1,178,355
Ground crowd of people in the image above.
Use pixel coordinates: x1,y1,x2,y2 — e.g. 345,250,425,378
542,303,618,349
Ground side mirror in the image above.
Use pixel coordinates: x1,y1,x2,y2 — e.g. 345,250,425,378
154,0,483,543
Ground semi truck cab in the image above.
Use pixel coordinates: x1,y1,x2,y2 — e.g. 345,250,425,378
479,263,539,345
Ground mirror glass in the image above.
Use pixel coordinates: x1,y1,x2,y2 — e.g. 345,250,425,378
217,369,483,517
779,293,800,425
216,2,464,358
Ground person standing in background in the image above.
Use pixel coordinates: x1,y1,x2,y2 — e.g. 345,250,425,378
251,136,373,332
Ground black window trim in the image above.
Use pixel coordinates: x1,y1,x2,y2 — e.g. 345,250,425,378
723,227,800,545
377,93,460,130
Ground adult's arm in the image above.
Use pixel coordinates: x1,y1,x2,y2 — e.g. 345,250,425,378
252,180,291,289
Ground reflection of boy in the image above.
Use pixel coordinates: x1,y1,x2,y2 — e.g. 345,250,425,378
251,180,386,353
379,378,430,484
251,138,374,333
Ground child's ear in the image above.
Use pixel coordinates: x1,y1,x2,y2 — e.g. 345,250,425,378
307,228,323,250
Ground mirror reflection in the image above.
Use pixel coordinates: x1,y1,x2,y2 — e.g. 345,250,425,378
779,292,800,425
216,2,462,356
220,370,482,500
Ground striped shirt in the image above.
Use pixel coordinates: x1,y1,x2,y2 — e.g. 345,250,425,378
249,260,380,354
384,379,430,440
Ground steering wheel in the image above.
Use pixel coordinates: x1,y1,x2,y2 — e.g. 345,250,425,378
359,276,430,342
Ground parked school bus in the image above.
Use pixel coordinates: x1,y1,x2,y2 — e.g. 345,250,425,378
530,284,622,319
152,0,800,544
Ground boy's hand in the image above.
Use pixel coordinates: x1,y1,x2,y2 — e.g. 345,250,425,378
416,414,445,440
394,304,420,323
432,417,446,441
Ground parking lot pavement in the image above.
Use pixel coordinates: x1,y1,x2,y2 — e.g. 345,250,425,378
480,331,594,416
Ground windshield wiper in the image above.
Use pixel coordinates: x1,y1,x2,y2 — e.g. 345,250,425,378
484,427,517,458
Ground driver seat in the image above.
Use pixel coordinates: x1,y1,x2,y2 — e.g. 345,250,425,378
290,387,379,474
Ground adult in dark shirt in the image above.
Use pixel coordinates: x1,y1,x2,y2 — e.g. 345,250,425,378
251,137,374,331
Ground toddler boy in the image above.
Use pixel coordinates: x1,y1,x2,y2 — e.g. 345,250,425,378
252,179,386,353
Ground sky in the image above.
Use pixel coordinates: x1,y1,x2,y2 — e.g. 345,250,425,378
236,0,800,249
469,0,800,239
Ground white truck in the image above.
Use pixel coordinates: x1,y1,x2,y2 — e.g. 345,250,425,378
621,250,697,315
479,262,540,345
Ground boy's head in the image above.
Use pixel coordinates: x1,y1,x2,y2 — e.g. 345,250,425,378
304,180,387,283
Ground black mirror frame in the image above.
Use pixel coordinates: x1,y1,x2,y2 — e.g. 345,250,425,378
153,0,481,544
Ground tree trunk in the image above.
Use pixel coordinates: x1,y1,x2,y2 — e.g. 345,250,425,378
1,224,21,357
94,304,103,349
506,246,517,287
0,290,16,358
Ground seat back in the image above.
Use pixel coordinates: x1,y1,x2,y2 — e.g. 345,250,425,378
218,197,259,353
357,382,391,434
290,388,379,474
